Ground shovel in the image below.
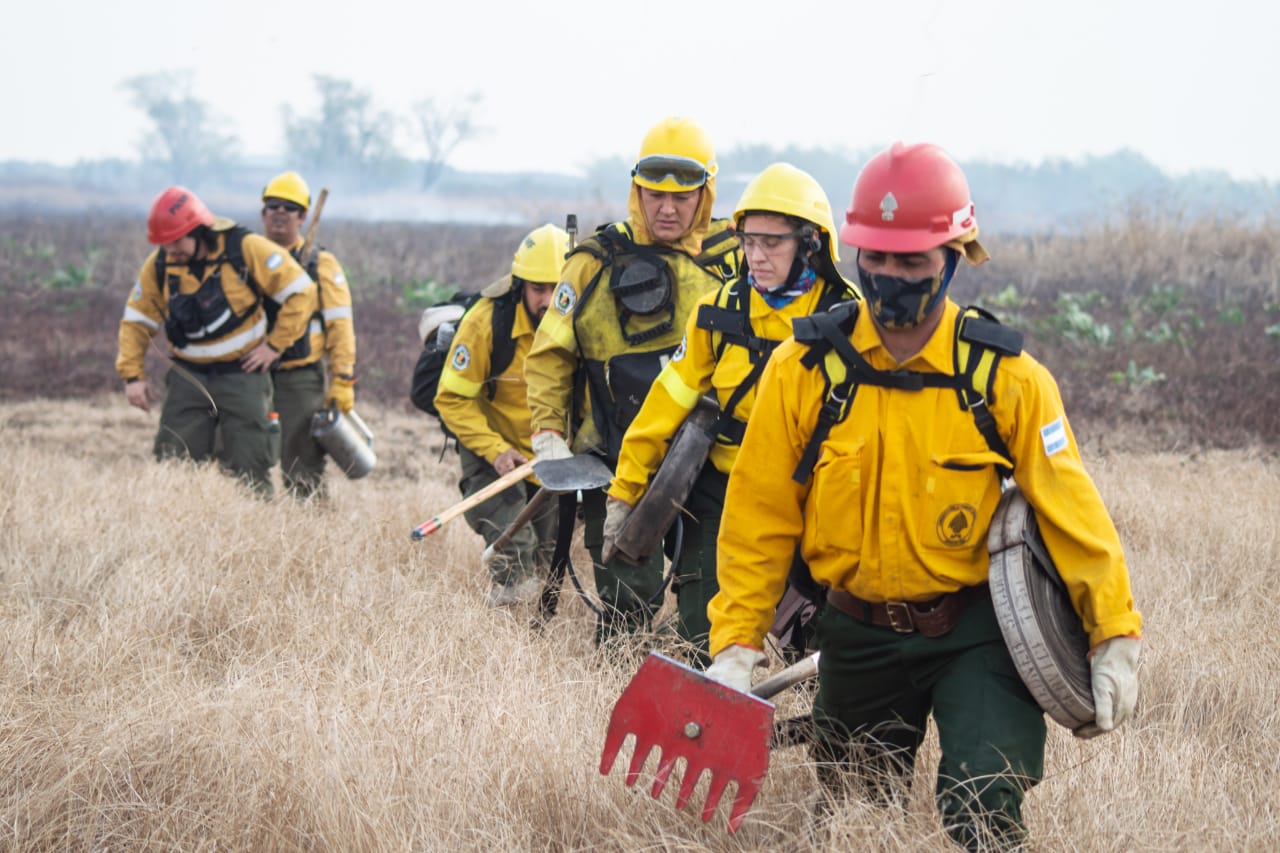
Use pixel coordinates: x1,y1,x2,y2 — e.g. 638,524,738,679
600,650,820,833
476,453,614,564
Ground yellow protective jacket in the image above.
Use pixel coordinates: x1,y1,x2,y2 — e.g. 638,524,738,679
525,179,740,457
116,221,316,380
708,298,1143,656
277,238,357,377
609,275,854,505
435,295,537,465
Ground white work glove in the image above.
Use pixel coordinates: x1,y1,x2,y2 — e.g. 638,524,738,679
531,430,573,461
703,644,767,693
1076,636,1141,739
602,496,633,558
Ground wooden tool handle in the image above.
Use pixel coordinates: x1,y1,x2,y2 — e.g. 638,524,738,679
411,459,537,540
486,487,552,556
299,187,329,262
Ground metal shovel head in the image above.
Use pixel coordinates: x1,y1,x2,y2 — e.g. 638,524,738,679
600,652,775,834
533,453,614,493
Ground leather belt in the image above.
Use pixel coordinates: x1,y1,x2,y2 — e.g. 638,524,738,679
826,584,988,638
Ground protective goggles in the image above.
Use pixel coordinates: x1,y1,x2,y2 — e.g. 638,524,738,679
631,155,710,189
735,229,804,252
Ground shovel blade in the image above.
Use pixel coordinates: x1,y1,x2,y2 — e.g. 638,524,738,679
533,454,614,492
600,652,775,834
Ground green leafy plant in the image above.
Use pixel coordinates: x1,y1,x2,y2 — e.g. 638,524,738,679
401,278,458,311
43,249,103,290
1039,291,1112,345
1108,360,1167,387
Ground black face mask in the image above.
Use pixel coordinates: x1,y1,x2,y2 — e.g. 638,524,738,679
855,249,958,329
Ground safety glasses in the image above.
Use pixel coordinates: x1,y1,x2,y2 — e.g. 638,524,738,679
632,155,709,188
736,230,803,253
263,200,304,214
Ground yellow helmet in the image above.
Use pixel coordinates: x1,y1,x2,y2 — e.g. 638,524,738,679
480,223,570,298
512,223,570,281
631,116,718,192
733,162,841,263
261,171,311,210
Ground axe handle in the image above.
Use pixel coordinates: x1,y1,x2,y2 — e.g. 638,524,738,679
299,188,329,263
750,652,820,699
483,486,553,559
411,459,537,540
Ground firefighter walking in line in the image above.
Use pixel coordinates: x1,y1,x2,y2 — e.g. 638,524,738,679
703,143,1142,849
434,224,569,607
116,186,317,497
603,163,857,662
524,116,741,644
259,171,358,499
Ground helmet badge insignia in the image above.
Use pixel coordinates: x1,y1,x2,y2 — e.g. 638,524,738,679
879,192,898,222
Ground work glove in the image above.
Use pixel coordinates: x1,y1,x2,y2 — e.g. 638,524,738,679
602,496,633,559
703,644,767,693
531,430,573,462
325,375,356,414
1075,635,1141,739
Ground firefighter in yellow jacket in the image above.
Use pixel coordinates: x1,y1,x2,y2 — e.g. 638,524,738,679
524,116,741,643
116,185,317,497
704,143,1143,849
260,171,358,499
604,163,856,660
435,224,568,607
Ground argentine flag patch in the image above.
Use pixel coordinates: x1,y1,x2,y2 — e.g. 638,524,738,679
266,252,283,271
1040,417,1067,457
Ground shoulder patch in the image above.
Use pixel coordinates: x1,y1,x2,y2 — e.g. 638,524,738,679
450,343,471,371
671,334,688,362
333,272,346,286
1040,417,1067,457
554,281,576,315
266,252,283,271
131,280,142,301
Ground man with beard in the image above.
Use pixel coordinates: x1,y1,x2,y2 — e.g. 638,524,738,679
434,224,569,606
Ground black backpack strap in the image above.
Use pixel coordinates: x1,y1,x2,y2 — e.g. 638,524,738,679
486,292,521,399
955,306,1023,479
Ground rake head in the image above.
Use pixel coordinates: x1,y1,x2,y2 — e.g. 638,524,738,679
599,652,775,834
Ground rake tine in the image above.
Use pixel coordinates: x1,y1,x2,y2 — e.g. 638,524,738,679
624,741,657,786
674,761,704,811
650,753,681,800
727,782,761,834
599,728,629,777
700,772,733,824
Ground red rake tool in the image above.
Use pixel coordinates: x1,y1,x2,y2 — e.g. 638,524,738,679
600,650,819,834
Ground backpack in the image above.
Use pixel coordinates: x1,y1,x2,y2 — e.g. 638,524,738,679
155,226,313,361
410,290,521,437
791,300,1023,484
768,301,1023,659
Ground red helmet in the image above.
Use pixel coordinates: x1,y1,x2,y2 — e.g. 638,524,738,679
840,142,976,253
147,186,215,245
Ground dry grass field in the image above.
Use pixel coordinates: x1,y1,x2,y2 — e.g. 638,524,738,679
2,397,1278,851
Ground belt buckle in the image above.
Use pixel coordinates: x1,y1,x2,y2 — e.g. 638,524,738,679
885,601,914,633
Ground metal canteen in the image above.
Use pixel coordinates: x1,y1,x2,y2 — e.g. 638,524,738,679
310,405,376,480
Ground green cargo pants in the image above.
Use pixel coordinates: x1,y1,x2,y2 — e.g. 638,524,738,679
273,361,327,499
155,365,275,497
664,463,728,666
811,592,1046,851
581,487,665,645
458,446,556,587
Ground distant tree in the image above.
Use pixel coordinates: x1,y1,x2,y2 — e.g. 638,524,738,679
121,71,239,184
283,76,403,187
410,92,485,190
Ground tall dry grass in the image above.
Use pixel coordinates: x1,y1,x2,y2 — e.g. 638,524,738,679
2,399,1278,850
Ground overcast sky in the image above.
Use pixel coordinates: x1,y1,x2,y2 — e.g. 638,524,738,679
7,0,1278,181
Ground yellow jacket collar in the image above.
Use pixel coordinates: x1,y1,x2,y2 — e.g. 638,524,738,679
853,299,960,373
